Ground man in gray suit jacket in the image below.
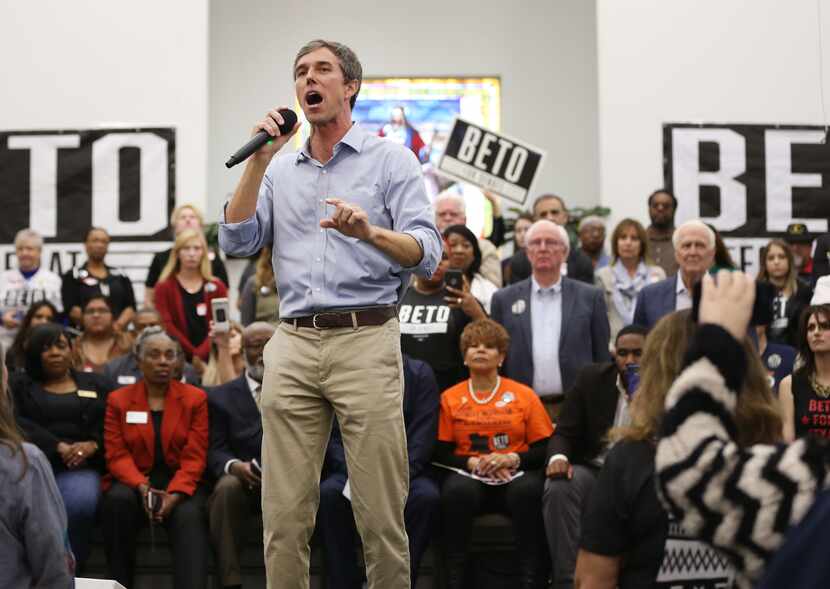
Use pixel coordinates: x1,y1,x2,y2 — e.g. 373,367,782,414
491,220,610,416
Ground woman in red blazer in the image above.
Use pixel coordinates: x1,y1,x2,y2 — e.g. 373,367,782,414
153,228,228,362
100,326,210,589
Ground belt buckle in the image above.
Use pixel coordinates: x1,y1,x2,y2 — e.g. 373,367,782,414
312,313,324,329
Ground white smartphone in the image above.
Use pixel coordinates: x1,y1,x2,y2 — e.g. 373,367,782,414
211,297,230,333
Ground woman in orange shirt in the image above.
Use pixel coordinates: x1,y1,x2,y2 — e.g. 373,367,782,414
434,319,553,589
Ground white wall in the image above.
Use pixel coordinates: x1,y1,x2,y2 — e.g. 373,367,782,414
0,0,209,211
207,0,599,220
597,0,830,236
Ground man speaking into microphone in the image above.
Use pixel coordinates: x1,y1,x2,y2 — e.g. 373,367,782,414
218,39,441,589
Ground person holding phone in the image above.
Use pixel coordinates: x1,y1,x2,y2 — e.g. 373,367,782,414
100,327,210,589
443,224,499,315
154,228,228,362
541,324,646,588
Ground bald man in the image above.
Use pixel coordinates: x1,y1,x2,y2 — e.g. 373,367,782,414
206,322,275,589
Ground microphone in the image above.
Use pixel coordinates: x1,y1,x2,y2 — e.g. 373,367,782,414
225,109,299,168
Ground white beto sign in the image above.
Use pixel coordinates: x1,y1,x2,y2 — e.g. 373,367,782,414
0,128,176,301
664,123,830,274
438,117,546,205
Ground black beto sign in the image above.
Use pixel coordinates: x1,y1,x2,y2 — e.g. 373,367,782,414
439,117,545,204
663,123,830,238
0,128,175,244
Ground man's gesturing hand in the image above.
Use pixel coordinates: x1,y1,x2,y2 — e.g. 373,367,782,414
321,198,375,241
698,270,755,340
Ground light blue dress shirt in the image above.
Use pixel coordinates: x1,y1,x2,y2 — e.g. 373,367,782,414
219,124,442,318
531,275,563,397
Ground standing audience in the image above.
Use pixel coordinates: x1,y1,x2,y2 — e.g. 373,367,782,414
61,227,136,331
756,238,812,347
577,215,609,269
101,327,210,589
0,342,75,588
72,295,132,373
239,246,279,326
491,220,610,418
0,228,63,349
434,319,553,589
594,219,666,344
9,323,112,572
503,212,534,285
784,222,815,283
154,228,228,362
444,224,499,315
645,189,678,276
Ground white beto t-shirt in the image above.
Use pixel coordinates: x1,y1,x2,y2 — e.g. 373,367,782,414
0,268,63,346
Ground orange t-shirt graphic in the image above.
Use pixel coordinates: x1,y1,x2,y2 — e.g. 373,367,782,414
438,377,554,456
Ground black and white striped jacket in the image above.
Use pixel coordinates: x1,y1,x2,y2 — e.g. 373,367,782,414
655,324,830,588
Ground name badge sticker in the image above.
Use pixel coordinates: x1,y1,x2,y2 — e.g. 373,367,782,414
196,303,208,316
117,375,137,385
126,411,148,424
77,390,98,399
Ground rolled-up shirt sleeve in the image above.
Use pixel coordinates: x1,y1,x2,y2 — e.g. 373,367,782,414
218,165,276,258
386,152,442,278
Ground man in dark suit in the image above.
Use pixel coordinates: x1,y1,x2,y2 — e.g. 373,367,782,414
541,325,647,589
506,194,595,285
491,220,610,417
316,354,440,589
205,321,275,589
632,219,716,329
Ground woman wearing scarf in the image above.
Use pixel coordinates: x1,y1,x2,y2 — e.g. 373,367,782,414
595,219,665,346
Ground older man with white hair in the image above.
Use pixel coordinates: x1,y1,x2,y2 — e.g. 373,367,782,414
434,191,502,286
0,229,63,349
491,220,610,417
632,219,716,329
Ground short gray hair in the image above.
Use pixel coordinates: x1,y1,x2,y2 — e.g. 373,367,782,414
294,39,362,110
578,215,605,231
525,220,571,256
435,191,466,214
672,219,716,250
134,326,176,359
14,229,43,249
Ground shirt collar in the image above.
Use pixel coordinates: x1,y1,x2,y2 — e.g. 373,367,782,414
531,275,562,295
295,122,365,164
675,273,689,295
245,371,261,394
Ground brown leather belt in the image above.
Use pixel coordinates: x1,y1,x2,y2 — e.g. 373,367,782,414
283,306,397,329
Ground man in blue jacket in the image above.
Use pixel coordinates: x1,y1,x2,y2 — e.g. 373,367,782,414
316,355,440,589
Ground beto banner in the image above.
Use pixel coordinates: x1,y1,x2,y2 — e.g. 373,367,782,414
0,127,176,301
439,117,545,205
664,123,830,274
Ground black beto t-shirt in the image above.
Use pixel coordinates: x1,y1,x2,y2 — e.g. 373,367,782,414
398,288,470,393
61,264,136,319
581,440,668,589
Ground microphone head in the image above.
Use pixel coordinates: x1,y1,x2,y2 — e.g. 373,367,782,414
278,108,298,135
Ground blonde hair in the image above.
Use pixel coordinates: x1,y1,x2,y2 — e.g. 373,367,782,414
201,321,243,387
757,239,798,297
170,203,205,228
612,310,782,447
254,246,276,291
158,229,213,283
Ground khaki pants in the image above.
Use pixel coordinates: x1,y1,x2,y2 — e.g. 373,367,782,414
260,319,410,589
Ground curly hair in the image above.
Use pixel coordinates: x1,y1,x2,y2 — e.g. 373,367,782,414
460,319,510,356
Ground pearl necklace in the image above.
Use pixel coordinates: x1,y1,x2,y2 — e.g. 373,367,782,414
468,376,501,405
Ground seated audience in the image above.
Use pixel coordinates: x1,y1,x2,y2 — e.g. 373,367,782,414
206,322,274,589
0,342,75,588
0,228,63,349
491,220,610,417
154,228,228,362
508,194,594,285
434,192,502,287
9,323,113,572
444,224,499,314
317,354,440,589
595,218,666,344
756,321,796,394
61,227,136,331
542,325,647,589
6,300,58,372
71,295,132,373
100,327,210,589
198,321,244,392
502,211,534,285
757,238,812,347
578,305,780,588
239,246,280,326
653,272,829,587
633,219,715,329
645,189,678,276
434,319,553,589
577,215,609,269
145,203,229,306
778,299,830,441
399,242,485,392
